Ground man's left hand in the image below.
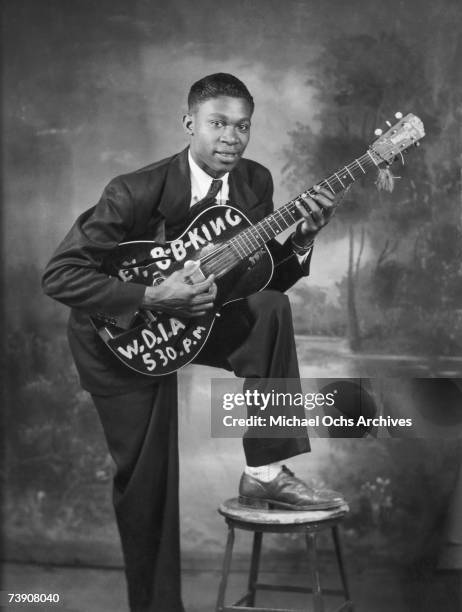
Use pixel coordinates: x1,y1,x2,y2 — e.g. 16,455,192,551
293,185,339,246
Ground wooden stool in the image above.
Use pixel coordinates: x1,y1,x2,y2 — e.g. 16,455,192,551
216,498,353,612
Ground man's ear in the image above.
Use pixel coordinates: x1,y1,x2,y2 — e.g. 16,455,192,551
182,113,194,136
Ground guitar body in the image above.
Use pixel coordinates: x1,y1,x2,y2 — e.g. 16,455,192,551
90,205,274,376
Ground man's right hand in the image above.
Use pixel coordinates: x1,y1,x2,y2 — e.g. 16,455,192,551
141,268,217,318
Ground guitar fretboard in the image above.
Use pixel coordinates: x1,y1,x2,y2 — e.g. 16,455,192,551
227,150,378,259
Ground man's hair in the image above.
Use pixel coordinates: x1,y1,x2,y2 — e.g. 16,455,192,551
187,73,254,114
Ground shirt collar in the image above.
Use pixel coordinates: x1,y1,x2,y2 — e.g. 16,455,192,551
188,149,229,205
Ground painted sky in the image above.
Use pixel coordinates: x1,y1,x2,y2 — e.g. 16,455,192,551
3,0,459,308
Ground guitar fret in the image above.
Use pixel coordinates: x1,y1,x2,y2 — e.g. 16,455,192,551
259,220,272,240
284,205,298,223
229,241,244,260
276,208,291,229
249,229,261,250
288,202,301,223
345,166,355,180
334,172,345,188
275,207,288,230
273,216,283,231
254,226,267,246
233,234,250,258
279,207,293,226
367,149,379,167
272,213,284,232
355,158,367,174
246,228,260,250
324,178,336,194
252,225,267,244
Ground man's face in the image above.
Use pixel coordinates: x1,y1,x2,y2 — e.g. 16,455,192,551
183,96,252,178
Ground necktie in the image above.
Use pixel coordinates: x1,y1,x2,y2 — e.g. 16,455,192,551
167,180,223,239
189,178,223,217
205,179,223,202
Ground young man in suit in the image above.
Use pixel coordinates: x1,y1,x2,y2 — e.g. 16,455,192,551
43,73,343,612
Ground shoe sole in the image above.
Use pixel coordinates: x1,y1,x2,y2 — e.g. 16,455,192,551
238,495,344,511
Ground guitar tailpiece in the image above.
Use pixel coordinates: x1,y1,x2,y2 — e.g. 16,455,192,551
94,312,117,326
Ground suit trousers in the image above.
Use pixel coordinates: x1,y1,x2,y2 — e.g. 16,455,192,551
92,290,310,612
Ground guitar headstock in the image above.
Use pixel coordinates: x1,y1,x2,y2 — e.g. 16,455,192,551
369,113,425,165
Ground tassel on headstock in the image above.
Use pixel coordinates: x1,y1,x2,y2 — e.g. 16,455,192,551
373,112,409,192
375,166,400,192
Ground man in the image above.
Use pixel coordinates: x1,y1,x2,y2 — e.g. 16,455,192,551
43,73,343,612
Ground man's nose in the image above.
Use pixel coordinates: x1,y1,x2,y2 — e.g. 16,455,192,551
220,126,239,144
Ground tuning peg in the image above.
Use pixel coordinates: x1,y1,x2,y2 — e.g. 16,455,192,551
395,112,403,119
385,120,392,127
374,128,383,136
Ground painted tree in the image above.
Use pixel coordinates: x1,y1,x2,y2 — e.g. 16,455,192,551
284,30,462,355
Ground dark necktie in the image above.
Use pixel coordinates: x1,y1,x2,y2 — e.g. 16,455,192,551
188,178,223,218
166,179,223,239
205,179,223,202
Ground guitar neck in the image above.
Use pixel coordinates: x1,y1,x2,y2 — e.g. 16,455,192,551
227,150,379,259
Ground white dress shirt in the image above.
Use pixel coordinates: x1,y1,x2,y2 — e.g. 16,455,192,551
188,150,229,206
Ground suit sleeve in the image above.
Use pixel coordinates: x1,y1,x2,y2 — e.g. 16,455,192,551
258,171,313,293
42,178,146,316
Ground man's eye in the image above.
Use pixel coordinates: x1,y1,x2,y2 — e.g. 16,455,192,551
211,120,224,127
238,124,250,132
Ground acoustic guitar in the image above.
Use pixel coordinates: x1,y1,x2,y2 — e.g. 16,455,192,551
90,113,425,376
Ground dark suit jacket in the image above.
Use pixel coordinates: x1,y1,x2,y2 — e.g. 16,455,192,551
42,147,312,395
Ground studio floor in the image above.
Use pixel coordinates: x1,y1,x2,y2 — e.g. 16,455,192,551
2,562,461,612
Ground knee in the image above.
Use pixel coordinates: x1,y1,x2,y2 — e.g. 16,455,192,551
250,290,292,318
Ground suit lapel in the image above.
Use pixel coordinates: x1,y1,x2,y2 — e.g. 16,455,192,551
158,147,191,225
229,164,259,211
157,149,260,227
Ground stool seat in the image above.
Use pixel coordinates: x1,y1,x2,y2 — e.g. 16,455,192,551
219,498,349,526
216,498,353,612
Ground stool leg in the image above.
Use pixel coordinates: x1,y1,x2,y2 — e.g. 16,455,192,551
216,525,235,612
247,531,263,607
332,525,354,611
306,532,325,612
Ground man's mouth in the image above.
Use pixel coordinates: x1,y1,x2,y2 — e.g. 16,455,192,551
215,151,240,160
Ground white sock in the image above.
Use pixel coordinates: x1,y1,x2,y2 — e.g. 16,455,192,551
245,462,282,482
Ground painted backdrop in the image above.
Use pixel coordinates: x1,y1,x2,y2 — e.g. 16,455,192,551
3,1,462,609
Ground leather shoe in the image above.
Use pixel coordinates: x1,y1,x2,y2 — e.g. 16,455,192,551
238,465,345,511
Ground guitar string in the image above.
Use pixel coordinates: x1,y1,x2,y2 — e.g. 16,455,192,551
201,150,379,268
198,152,381,277
209,135,405,274
200,187,347,274
114,124,419,371
156,138,403,279
193,138,417,280
201,161,377,277
200,155,379,278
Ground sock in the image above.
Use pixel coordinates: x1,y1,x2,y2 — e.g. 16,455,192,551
245,462,282,482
